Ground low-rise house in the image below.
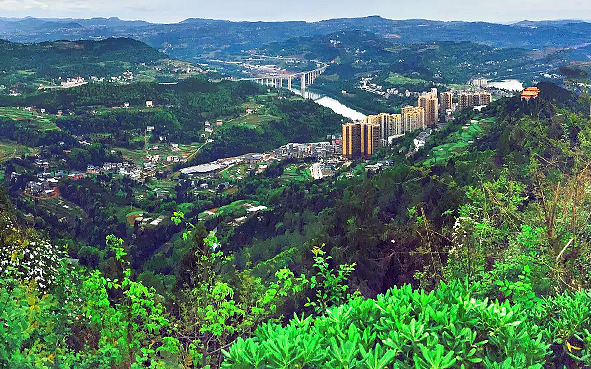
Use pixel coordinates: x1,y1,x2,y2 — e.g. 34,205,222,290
242,153,264,164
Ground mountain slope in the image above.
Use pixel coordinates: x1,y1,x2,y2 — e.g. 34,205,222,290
0,38,201,92
2,16,591,60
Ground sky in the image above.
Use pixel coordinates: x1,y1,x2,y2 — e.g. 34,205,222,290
0,0,590,24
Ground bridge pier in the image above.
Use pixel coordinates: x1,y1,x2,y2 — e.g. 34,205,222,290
240,66,327,92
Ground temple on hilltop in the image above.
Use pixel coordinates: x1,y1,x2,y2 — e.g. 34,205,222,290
521,87,540,101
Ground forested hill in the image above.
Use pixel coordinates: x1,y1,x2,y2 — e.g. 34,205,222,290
0,37,164,73
0,77,344,163
259,30,533,83
0,38,197,92
3,17,591,60
4,81,591,367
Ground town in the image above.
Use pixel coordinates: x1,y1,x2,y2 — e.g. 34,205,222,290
16,80,520,205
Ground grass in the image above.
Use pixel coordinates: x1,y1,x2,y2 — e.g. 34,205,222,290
145,179,176,191
113,206,144,222
199,199,260,220
126,210,145,218
219,163,249,180
447,84,474,90
320,74,340,82
230,113,279,128
31,196,87,226
282,164,311,182
0,107,60,132
386,72,427,85
0,140,36,161
424,120,488,166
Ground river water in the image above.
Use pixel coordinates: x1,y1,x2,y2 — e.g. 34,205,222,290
291,88,367,121
488,79,524,91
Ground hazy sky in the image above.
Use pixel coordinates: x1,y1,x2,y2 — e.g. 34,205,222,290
0,0,590,23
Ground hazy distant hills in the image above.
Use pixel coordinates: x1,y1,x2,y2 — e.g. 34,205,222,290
1,16,591,61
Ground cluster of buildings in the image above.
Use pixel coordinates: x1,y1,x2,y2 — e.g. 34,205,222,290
419,89,440,125
310,162,336,180
342,87,495,158
180,138,344,177
341,88,438,158
60,77,88,89
26,176,59,198
25,159,146,198
276,140,341,159
458,92,493,111
469,78,489,89
359,76,427,99
131,214,166,228
92,162,143,180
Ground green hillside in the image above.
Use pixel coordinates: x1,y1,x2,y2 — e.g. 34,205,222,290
0,38,200,92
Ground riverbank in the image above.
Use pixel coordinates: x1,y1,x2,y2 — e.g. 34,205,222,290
290,87,367,121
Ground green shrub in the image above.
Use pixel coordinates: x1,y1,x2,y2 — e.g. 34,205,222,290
222,281,548,368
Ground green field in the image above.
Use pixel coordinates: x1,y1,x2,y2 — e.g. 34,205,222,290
219,163,251,180
0,140,36,161
31,196,88,226
230,113,279,128
282,164,311,182
146,179,176,190
424,119,489,166
199,199,261,220
0,107,60,131
447,84,474,90
386,72,427,85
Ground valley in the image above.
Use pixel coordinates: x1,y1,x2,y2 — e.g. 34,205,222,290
2,11,591,369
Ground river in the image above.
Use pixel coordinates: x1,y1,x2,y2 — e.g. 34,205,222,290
290,88,367,121
488,79,524,91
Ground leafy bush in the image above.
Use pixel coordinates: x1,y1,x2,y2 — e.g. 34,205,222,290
222,281,548,368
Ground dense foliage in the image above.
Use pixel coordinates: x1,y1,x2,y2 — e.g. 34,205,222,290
0,38,166,91
223,281,551,368
5,74,591,368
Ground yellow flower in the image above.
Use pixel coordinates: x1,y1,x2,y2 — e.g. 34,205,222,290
566,340,582,352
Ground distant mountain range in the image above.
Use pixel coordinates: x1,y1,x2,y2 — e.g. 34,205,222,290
1,16,591,61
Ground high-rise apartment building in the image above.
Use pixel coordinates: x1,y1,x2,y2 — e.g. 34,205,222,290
459,92,492,110
418,88,439,125
469,78,488,88
364,113,389,146
439,91,453,112
458,93,474,111
388,114,403,138
348,106,425,157
475,92,492,106
364,113,404,144
342,122,381,158
402,106,425,132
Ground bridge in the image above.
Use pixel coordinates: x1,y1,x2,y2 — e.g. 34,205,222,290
238,65,329,92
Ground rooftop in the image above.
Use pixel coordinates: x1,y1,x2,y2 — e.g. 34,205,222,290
180,163,224,174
